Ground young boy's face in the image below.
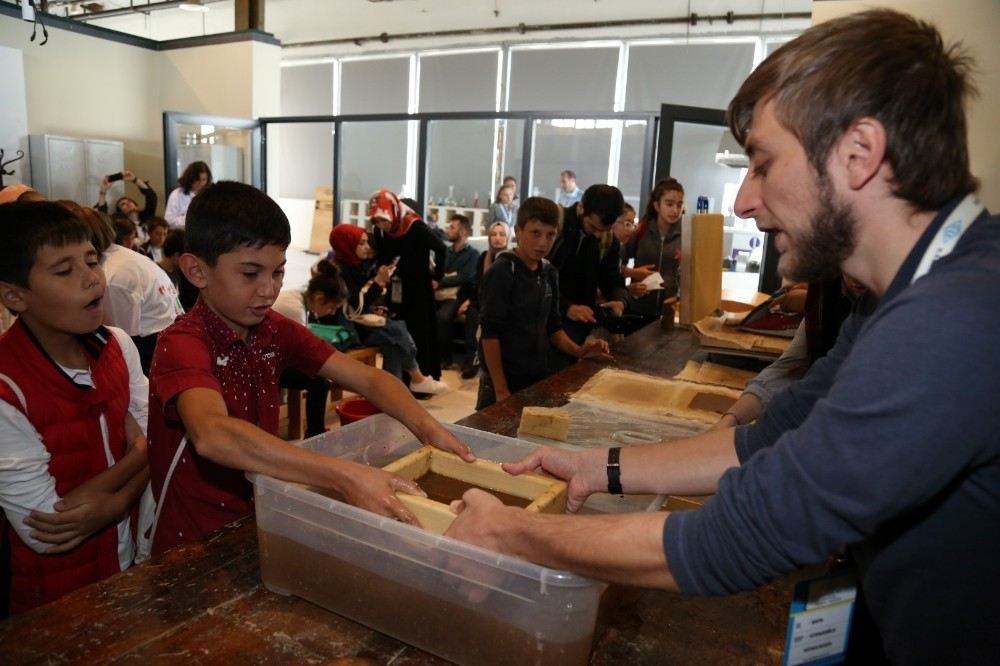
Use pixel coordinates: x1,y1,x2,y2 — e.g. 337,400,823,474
195,244,286,338
514,220,558,266
14,241,106,337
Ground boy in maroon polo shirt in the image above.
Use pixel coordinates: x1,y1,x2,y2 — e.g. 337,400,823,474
146,182,472,556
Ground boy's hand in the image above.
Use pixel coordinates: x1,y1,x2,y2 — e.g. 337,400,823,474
339,466,426,525
579,339,613,361
457,299,470,316
25,491,124,554
502,447,605,513
629,282,648,298
495,386,511,403
566,304,596,323
423,421,475,461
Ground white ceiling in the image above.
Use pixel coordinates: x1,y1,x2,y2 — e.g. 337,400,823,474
56,0,812,55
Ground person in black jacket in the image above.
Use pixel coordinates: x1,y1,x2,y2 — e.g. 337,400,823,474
369,189,448,382
96,170,157,245
546,184,629,371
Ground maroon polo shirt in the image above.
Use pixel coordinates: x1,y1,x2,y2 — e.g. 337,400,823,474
147,299,334,555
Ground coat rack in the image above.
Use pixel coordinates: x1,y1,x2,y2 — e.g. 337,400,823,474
0,149,26,188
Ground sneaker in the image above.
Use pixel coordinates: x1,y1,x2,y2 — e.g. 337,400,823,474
460,362,479,380
410,377,449,395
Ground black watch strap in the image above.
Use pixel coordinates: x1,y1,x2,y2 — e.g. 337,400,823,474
607,447,623,496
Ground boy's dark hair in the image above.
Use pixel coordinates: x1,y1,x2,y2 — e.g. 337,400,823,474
450,214,472,236
184,181,291,266
145,216,169,233
178,160,213,194
308,260,349,303
728,9,977,211
516,197,560,229
162,229,185,258
60,201,115,255
111,214,136,245
0,202,92,287
581,184,625,229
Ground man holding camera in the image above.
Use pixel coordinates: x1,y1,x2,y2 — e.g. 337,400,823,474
96,170,158,246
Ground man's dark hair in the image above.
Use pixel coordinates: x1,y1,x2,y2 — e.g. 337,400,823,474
728,9,978,211
560,170,576,180
162,229,185,258
450,213,472,236
516,197,560,229
0,202,91,287
178,160,213,194
580,184,625,229
184,181,291,266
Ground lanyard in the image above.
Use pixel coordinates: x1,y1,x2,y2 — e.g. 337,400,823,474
911,193,984,285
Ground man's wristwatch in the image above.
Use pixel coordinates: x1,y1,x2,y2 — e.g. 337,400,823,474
607,447,623,496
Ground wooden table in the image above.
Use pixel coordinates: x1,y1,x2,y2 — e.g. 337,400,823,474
0,324,794,664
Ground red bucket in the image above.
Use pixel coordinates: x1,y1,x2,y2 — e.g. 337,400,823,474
335,396,381,425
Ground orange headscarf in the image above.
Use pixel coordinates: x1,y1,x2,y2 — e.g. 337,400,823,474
367,189,421,238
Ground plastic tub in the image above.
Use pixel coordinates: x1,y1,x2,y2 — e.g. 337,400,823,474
249,415,665,666
334,396,381,425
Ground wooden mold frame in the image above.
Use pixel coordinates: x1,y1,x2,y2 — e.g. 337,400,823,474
382,446,567,535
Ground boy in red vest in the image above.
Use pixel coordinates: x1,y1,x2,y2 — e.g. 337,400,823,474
146,181,473,556
0,202,150,613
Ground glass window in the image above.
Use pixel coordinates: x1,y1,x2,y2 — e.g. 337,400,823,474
625,43,755,111
508,47,619,112
340,57,410,115
529,119,613,199
270,123,332,200
617,120,649,210
338,120,410,224
175,123,250,185
281,62,334,115
419,50,499,112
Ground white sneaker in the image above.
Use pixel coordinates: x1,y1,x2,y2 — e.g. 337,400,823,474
410,377,449,395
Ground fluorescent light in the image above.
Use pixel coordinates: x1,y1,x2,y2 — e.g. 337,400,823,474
179,0,210,12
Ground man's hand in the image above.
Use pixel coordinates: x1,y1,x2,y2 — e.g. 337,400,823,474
25,490,124,554
579,338,613,362
122,169,136,183
629,282,648,298
99,176,111,194
457,299,470,316
338,465,427,525
566,304,597,323
444,489,510,552
502,447,604,513
599,300,625,318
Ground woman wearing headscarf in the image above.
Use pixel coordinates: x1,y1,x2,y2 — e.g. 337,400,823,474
367,190,448,382
331,221,447,394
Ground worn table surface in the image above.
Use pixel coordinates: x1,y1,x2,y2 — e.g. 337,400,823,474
0,324,793,665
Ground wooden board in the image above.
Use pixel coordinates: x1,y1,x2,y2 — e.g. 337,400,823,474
383,446,567,535
679,213,724,325
309,186,334,253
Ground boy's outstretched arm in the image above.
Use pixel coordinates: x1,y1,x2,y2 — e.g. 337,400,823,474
319,352,475,461
176,386,429,524
479,338,510,403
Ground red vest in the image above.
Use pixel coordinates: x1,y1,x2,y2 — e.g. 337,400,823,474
0,321,130,614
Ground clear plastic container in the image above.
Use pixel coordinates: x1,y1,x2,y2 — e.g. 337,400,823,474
250,415,664,666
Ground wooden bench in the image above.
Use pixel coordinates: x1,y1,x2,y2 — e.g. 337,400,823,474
286,346,379,439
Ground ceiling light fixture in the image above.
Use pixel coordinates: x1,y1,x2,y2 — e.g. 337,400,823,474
179,0,210,12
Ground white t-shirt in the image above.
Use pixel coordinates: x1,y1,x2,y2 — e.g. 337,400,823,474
0,327,149,570
273,289,309,326
164,187,193,229
102,244,183,337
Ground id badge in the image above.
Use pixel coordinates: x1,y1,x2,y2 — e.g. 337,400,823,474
390,277,403,304
783,571,857,666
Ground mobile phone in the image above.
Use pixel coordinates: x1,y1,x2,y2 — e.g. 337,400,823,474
106,172,124,183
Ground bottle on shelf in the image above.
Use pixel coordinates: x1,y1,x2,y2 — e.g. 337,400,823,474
444,185,456,206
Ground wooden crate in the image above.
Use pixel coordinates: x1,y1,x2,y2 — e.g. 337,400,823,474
383,446,567,535
309,186,334,253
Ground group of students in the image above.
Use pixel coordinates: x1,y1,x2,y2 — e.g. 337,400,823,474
0,180,481,615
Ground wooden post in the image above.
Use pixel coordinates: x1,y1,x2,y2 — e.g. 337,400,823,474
234,0,265,31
